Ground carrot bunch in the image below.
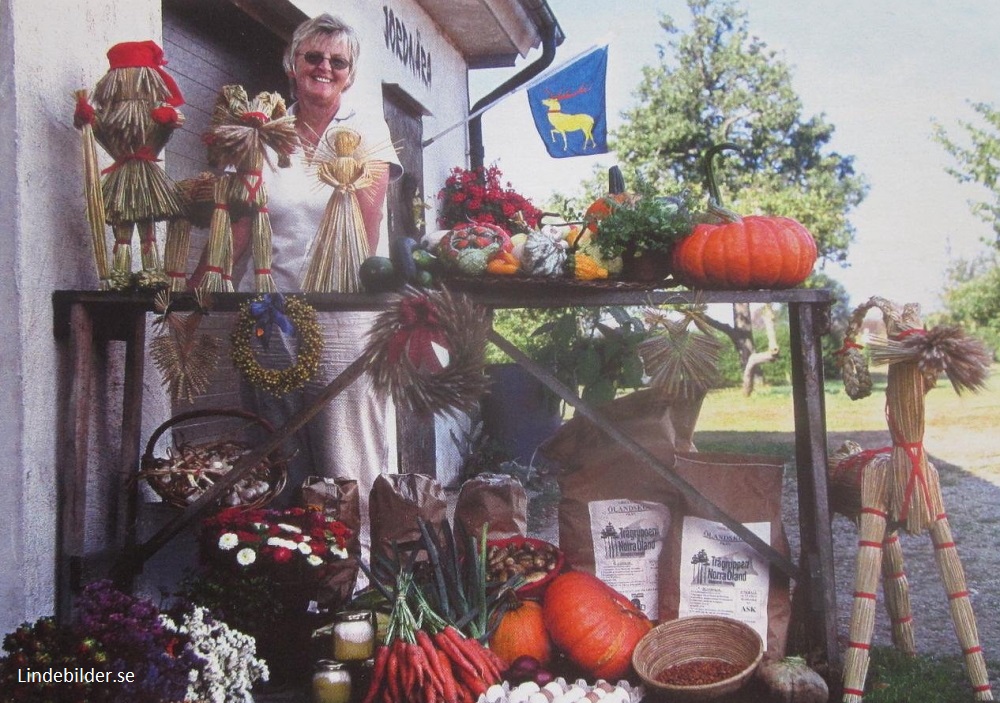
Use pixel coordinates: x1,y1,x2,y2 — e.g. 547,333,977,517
361,573,505,703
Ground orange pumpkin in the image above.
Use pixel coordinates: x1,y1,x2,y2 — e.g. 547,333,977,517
672,215,817,289
672,143,818,290
489,600,552,667
542,571,651,680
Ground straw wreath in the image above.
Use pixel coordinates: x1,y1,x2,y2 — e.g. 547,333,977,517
362,287,490,416
230,294,323,396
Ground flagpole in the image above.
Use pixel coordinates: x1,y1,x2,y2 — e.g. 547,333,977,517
422,42,608,148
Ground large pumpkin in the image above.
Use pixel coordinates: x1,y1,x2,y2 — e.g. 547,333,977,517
672,143,818,290
672,215,817,289
542,571,651,680
489,600,552,667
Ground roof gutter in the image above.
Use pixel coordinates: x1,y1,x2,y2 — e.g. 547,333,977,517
468,12,559,170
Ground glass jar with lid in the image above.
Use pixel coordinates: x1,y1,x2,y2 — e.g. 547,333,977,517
312,660,352,703
331,610,376,662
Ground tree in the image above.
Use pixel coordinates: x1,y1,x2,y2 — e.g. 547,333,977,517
934,101,1000,247
609,0,868,369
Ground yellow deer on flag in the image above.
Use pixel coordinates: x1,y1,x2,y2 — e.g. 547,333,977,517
541,85,597,151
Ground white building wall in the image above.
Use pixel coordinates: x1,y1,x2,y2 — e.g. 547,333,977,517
0,0,477,634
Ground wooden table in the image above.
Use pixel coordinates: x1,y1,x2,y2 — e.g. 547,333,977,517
51,285,838,669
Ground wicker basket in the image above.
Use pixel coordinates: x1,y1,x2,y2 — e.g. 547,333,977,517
631,616,763,701
138,408,287,510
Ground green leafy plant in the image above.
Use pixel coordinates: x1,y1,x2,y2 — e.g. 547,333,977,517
592,182,695,260
532,306,650,406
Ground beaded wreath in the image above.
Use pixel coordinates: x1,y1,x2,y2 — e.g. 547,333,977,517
230,295,323,396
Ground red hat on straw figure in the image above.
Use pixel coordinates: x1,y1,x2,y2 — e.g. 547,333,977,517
74,40,186,290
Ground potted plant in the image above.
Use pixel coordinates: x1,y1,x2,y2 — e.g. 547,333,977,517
588,176,695,282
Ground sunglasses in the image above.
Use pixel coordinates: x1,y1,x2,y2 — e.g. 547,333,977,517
299,51,352,71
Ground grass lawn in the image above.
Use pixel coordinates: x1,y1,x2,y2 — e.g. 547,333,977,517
694,365,1000,485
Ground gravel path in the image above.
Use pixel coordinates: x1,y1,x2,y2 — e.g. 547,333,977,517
526,451,1000,692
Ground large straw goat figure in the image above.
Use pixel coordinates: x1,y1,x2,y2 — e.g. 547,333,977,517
829,296,994,702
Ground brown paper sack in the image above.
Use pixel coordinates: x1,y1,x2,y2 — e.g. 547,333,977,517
369,473,447,563
300,476,362,606
539,389,680,620
454,472,528,542
663,452,792,656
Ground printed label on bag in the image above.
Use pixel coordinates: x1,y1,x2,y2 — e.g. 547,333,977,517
588,498,670,619
678,515,770,643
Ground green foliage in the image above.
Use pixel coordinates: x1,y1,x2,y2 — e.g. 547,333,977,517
531,306,650,406
592,184,696,259
612,0,867,265
934,101,1000,247
936,254,1000,358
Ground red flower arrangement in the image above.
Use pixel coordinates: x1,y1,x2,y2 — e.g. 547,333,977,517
437,164,543,235
201,506,351,583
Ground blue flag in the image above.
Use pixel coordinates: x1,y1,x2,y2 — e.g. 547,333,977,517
527,46,609,158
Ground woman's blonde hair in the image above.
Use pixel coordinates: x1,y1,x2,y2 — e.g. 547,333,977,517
284,13,361,98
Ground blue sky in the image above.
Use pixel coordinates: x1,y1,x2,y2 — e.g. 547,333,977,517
470,0,1000,313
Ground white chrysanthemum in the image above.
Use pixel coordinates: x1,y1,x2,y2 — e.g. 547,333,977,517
307,554,324,567
236,547,257,566
330,545,348,559
277,523,302,534
266,536,298,550
297,541,313,555
218,532,239,550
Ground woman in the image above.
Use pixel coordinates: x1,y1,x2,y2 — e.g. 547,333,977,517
200,13,403,576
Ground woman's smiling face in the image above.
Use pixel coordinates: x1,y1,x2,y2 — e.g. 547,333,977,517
291,35,353,108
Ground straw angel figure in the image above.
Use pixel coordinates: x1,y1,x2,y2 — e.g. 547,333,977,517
830,297,994,702
300,127,389,293
190,85,298,294
74,40,185,289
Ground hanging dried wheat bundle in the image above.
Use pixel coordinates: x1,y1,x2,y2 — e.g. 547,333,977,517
639,307,723,398
150,289,220,404
362,286,490,417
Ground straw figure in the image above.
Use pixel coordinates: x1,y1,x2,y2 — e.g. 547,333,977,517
188,85,298,294
301,127,389,293
830,296,994,702
74,40,185,290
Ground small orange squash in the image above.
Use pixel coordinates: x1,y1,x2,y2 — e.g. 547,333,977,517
489,600,552,667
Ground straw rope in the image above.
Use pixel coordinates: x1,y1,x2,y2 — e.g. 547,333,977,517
76,89,111,287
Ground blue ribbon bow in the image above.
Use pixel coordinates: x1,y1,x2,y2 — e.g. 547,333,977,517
250,293,295,350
